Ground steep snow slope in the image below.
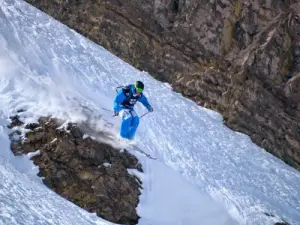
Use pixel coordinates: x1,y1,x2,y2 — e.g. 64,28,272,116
0,0,299,225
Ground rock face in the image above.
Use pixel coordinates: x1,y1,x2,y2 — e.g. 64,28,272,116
9,116,142,225
25,0,300,169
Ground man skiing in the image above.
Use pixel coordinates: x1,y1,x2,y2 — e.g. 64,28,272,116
113,81,153,140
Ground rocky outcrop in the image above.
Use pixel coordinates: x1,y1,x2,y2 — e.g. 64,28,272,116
25,0,300,169
174,8,300,168
9,115,142,225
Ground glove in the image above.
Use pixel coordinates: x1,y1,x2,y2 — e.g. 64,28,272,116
114,111,119,116
148,107,153,112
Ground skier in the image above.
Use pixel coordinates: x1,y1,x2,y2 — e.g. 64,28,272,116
113,81,153,140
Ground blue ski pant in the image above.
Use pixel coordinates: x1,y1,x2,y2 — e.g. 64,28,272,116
120,110,139,139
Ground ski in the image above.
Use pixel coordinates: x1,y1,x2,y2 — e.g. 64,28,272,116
126,145,157,160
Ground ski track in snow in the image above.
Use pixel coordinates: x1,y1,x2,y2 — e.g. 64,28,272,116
0,0,299,225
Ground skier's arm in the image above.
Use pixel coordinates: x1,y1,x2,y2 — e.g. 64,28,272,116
138,94,153,111
113,91,126,112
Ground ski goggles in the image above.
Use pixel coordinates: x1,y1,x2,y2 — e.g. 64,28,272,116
135,87,143,93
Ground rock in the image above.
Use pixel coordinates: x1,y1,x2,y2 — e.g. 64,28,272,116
222,18,233,55
25,123,40,130
284,74,300,105
7,115,24,128
264,212,290,225
9,116,143,224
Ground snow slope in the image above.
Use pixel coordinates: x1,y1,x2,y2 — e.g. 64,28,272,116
0,0,299,224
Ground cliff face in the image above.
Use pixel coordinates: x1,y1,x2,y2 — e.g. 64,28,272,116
26,0,300,169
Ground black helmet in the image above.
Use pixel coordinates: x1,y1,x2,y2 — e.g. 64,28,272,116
134,81,144,92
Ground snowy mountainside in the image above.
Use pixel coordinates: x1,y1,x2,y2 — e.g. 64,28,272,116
0,0,299,225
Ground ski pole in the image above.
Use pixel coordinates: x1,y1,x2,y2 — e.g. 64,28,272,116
101,107,114,113
115,86,124,93
101,107,119,117
140,111,150,119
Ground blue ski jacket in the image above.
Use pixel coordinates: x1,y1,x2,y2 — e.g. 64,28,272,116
114,84,152,113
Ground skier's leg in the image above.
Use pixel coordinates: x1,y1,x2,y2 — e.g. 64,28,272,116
127,115,140,139
120,112,132,139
